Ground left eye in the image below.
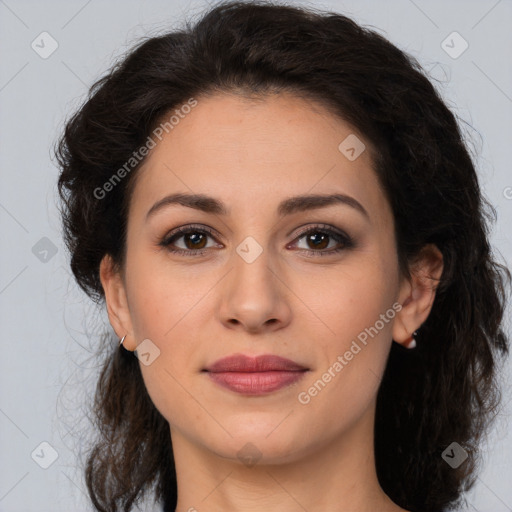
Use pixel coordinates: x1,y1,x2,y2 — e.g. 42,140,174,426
289,225,354,256
293,229,347,252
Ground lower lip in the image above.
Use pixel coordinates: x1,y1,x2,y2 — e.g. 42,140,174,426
207,370,307,395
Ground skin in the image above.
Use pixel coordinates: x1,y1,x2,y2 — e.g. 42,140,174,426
100,92,443,512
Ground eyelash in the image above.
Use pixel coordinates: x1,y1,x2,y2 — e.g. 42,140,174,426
159,223,355,257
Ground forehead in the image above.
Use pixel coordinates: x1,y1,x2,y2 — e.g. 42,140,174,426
127,92,390,226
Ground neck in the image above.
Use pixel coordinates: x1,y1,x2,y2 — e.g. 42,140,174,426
170,402,405,512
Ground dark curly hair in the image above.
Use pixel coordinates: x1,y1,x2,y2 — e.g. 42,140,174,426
55,1,511,511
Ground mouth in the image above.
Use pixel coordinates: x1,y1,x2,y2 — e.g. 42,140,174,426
203,354,309,395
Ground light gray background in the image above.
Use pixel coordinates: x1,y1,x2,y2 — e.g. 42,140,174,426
1,0,511,511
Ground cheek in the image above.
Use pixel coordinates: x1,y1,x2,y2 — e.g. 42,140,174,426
124,249,190,339
122,251,208,419
300,250,398,412
296,274,396,436
302,254,398,345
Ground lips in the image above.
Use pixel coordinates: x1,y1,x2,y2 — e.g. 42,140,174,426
205,354,308,372
204,354,309,395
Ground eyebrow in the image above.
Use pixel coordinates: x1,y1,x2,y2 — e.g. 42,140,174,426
146,192,369,221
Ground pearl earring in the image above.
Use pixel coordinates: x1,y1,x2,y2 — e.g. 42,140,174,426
405,331,418,349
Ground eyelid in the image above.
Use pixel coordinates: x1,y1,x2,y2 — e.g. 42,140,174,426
163,222,347,241
291,223,347,240
161,223,220,244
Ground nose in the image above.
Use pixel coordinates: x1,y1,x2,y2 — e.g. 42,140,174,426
217,246,292,334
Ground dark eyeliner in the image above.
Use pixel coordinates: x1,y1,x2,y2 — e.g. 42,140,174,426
290,224,355,257
159,223,354,257
159,224,219,257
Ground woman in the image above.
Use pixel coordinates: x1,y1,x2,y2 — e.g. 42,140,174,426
55,1,511,511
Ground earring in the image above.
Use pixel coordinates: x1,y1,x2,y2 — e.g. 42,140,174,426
119,334,127,349
405,331,418,349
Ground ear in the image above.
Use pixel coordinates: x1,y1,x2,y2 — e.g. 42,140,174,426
392,243,444,346
99,254,135,351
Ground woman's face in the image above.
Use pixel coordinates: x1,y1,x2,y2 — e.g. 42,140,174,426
105,92,413,464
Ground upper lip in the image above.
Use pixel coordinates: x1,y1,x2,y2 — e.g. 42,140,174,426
204,354,308,372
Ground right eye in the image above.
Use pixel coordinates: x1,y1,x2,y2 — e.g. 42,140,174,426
160,224,222,256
